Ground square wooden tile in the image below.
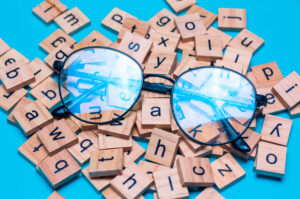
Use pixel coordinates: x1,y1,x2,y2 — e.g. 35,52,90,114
0,60,35,92
223,47,252,69
145,128,180,167
187,5,217,28
12,99,53,136
228,29,264,53
40,29,76,53
28,58,54,88
37,119,77,155
261,114,292,146
153,168,189,199
144,51,177,74
195,34,223,61
111,163,152,199
18,133,49,166
74,30,112,49
166,0,196,13
123,140,145,167
149,29,180,52
89,148,123,177
255,141,287,178
44,44,73,68
38,149,81,188
272,71,300,109
175,13,207,40
68,131,99,165
0,49,30,66
54,7,90,34
207,27,232,50
101,7,136,33
256,85,286,114
33,0,68,23
211,153,246,190
176,157,214,187
0,85,27,112
117,32,152,64
30,77,68,110
148,9,177,32
47,191,65,199
142,98,171,129
218,8,246,29
252,61,283,87
118,18,150,40
98,133,133,151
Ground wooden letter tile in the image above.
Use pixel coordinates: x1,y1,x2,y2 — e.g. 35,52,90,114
38,149,81,188
118,18,150,40
0,38,10,56
153,168,189,199
82,166,113,192
89,148,123,177
272,71,300,109
101,8,136,33
30,77,69,109
37,119,77,155
175,13,207,40
123,140,145,167
187,5,217,28
0,85,27,112
28,58,54,88
195,187,225,199
111,163,153,199
256,85,286,114
68,131,98,165
261,114,292,146
54,7,90,34
98,111,137,139
228,29,264,53
47,191,65,199
145,128,180,167
176,157,214,187
252,61,283,87
0,60,35,92
211,153,246,190
223,47,252,70
149,29,180,52
98,133,133,151
166,0,196,13
148,9,177,32
12,99,53,136
218,8,246,29
74,30,112,50
0,49,30,66
144,51,177,74
40,29,76,53
33,0,68,23
142,98,171,129
18,133,49,166
44,44,73,68
207,27,232,50
255,141,287,178
118,32,152,64
195,35,223,61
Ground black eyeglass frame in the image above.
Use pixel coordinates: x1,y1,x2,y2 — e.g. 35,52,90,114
52,46,267,153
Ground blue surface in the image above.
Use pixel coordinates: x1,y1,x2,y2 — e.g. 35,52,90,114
0,0,299,198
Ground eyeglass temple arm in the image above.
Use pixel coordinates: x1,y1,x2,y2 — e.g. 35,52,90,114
142,74,174,94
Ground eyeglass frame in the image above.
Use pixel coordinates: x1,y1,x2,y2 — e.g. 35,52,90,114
51,46,267,153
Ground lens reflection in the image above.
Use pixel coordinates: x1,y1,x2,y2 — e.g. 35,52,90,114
60,47,143,124
171,67,256,145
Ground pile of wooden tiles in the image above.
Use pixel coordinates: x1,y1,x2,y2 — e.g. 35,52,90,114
0,0,298,198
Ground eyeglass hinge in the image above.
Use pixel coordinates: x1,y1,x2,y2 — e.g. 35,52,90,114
53,60,64,72
256,94,268,107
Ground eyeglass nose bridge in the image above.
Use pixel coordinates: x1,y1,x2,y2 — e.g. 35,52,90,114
142,74,174,94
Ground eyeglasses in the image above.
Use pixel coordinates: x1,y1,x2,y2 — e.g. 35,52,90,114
51,46,267,152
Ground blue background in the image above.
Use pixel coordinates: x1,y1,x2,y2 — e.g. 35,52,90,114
0,0,299,198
